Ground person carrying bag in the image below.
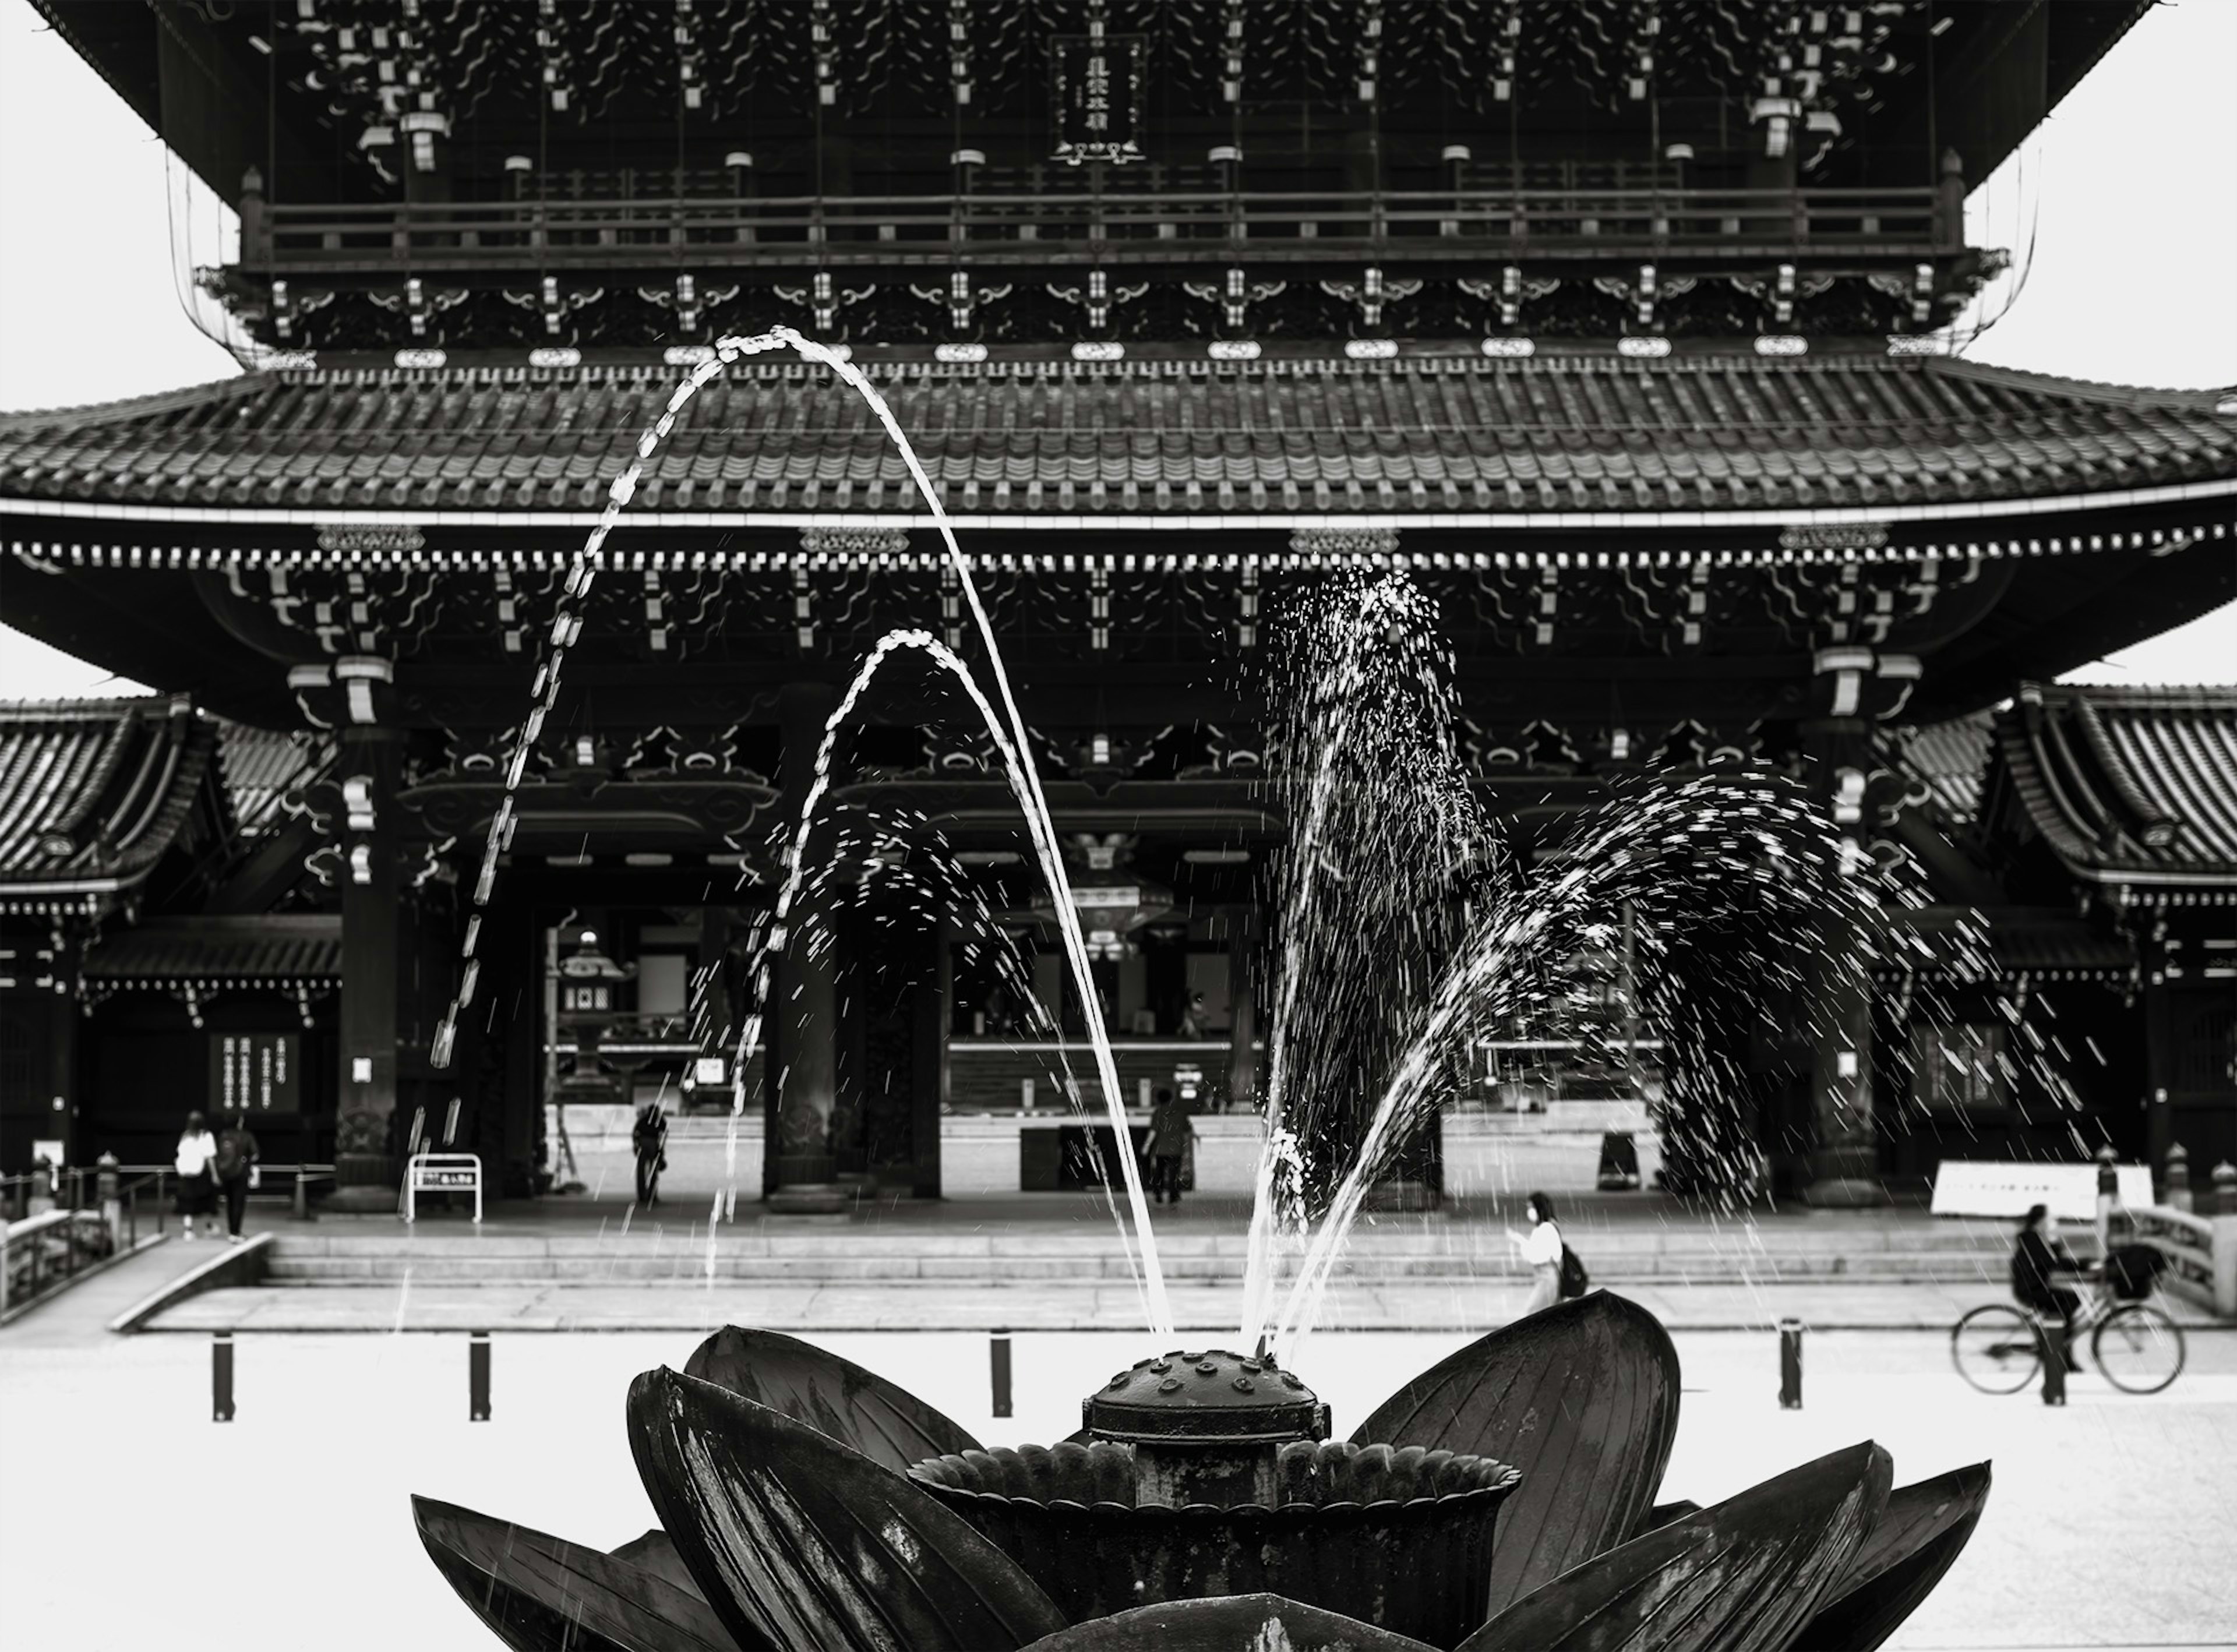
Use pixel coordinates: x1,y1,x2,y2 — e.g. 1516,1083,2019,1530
1507,1191,1590,1316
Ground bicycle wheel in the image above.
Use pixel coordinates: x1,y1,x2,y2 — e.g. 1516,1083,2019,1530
1952,1304,2041,1395
2093,1303,2185,1395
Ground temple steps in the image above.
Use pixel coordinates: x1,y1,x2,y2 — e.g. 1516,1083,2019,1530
260,1229,2013,1287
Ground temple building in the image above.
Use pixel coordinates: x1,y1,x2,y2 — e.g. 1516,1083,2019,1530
2,0,2231,1206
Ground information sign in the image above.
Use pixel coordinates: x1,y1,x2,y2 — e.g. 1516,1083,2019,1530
1930,1160,2153,1222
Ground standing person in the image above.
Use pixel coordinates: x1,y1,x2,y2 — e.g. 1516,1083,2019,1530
632,1100,668,1208
1505,1191,1564,1316
2012,1202,2085,1371
213,1111,260,1242
1142,1086,1192,1206
174,1110,219,1241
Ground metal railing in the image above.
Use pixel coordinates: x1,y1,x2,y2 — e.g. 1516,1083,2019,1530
2131,1202,2237,1319
1,1163,338,1230
241,183,1952,276
0,1168,163,1319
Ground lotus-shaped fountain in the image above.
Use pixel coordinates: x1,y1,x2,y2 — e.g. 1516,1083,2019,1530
415,1293,1988,1651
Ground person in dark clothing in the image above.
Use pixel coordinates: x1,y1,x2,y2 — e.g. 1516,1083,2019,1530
633,1102,669,1207
213,1111,260,1243
1142,1087,1192,1206
2012,1202,2085,1370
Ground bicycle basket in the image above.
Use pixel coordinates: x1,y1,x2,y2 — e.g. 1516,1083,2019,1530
2104,1243,2166,1301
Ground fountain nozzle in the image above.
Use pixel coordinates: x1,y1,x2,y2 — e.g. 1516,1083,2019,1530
1085,1349,1327,1509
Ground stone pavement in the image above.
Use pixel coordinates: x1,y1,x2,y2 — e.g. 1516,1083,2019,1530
145,1276,2232,1334
1,1323,2231,1652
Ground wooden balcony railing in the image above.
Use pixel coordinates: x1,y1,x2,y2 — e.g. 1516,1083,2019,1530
238,183,1956,280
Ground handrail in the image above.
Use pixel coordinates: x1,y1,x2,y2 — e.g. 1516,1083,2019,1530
2131,1202,2236,1319
260,183,1942,214
1,1203,116,1321
242,183,1954,271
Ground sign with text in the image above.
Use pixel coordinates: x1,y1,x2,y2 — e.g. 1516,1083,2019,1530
1051,34,1147,165
1930,1159,2153,1222
209,1032,303,1115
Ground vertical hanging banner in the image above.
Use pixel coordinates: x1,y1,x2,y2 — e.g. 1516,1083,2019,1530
1051,34,1148,165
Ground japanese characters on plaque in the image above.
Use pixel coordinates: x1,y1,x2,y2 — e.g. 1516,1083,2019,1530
1051,34,1147,165
210,1032,303,1114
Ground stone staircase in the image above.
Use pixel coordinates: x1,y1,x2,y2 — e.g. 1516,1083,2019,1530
261,1219,2016,1289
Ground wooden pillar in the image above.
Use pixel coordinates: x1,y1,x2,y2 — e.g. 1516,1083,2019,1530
909,923,951,1199
330,728,403,1210
0,926,80,1173
834,903,868,1182
697,908,732,1057
1798,666,1887,1208
765,682,847,1214
1226,907,1258,1112
2140,921,2176,1182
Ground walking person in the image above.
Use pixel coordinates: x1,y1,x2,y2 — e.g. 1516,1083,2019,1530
1142,1086,1192,1206
2012,1202,2086,1371
1506,1191,1565,1316
632,1100,668,1208
214,1111,260,1242
174,1110,219,1241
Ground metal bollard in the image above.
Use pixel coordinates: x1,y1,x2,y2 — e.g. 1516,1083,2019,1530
1778,1318,1804,1409
469,1331,492,1421
2035,1314,2066,1407
213,1332,237,1422
990,1333,1013,1420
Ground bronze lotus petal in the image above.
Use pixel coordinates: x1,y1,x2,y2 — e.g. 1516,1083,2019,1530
414,1293,1991,1652
412,1495,740,1652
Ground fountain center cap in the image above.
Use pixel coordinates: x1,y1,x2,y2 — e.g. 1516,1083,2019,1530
1085,1349,1329,1446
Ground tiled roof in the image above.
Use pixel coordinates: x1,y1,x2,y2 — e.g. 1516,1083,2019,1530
84,915,342,988
1890,713,1995,825
1887,905,2134,982
216,723,326,834
0,697,216,911
1996,684,2237,887
1,352,2231,518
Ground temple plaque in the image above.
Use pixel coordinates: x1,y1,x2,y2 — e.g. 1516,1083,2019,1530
1051,34,1146,164
209,1031,303,1114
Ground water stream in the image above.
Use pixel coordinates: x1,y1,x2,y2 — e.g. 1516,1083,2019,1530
430,329,1173,1335
418,331,2047,1361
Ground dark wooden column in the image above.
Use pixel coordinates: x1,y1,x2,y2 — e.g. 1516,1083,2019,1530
330,726,404,1209
1226,906,1259,1112
764,682,847,1214
909,922,950,1199
1795,648,1894,1208
2141,920,2175,1180
0,925,80,1174
834,902,869,1183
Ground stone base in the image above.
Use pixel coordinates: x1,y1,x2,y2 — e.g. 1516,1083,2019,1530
323,1182,402,1214
767,1182,852,1217
1359,1177,1443,1214
1802,1176,1890,1209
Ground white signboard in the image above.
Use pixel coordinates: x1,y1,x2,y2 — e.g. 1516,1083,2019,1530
1931,1160,2154,1222
402,1152,483,1224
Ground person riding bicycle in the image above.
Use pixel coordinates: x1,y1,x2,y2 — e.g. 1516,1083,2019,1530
2012,1202,2086,1371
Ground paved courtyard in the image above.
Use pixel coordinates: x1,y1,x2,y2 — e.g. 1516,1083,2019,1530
3,1283,2233,1649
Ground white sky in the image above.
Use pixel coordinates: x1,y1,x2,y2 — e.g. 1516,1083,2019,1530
1,0,2231,701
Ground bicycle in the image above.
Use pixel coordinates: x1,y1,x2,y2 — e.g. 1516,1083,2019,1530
1951,1270,2185,1396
